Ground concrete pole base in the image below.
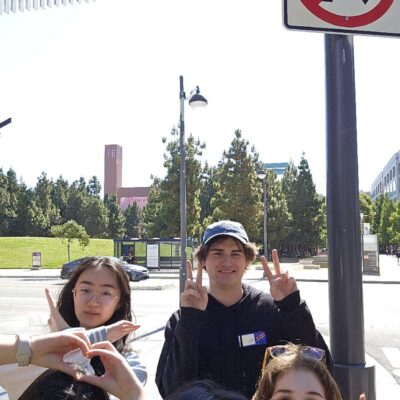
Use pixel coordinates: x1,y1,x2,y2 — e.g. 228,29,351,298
333,362,375,400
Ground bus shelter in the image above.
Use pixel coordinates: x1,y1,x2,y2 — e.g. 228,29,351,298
114,237,199,269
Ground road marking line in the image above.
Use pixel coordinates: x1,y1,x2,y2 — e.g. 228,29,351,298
383,347,400,369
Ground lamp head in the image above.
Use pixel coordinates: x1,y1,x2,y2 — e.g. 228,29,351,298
188,86,208,108
257,171,267,180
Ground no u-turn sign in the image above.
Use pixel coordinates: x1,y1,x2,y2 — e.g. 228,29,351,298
284,0,400,37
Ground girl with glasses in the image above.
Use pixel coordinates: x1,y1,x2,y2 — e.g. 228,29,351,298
0,257,147,400
52,257,147,381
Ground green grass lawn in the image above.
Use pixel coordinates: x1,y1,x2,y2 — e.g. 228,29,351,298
0,237,113,268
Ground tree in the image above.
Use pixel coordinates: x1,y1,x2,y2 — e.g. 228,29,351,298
199,163,218,231
51,176,69,223
295,155,321,255
211,130,263,241
65,179,89,227
124,202,143,238
142,178,166,238
156,128,204,238
371,194,384,235
35,172,62,234
87,176,101,197
314,197,327,251
390,199,400,245
51,220,89,262
379,195,395,245
0,169,14,235
359,192,374,225
106,194,126,238
281,156,321,256
12,184,34,236
281,161,298,255
84,196,109,238
264,171,291,252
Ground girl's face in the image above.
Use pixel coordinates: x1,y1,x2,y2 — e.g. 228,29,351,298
271,368,326,400
73,266,121,329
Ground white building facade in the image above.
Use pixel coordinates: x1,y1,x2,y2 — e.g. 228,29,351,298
370,150,400,202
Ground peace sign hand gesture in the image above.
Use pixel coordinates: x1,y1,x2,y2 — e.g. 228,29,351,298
180,261,208,311
45,288,70,332
262,249,298,301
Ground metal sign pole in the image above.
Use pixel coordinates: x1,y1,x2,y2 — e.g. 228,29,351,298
325,33,375,399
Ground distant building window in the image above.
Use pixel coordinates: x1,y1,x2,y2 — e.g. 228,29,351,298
390,170,392,181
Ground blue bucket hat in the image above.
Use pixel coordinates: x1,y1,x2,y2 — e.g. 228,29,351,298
202,220,249,245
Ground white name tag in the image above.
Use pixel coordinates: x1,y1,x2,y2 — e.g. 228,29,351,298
241,333,256,347
238,331,267,347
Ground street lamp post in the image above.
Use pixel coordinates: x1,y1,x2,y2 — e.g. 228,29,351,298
179,76,207,297
257,171,268,260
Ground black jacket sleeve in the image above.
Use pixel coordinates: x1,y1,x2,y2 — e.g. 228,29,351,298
155,307,206,398
274,291,319,347
274,290,332,367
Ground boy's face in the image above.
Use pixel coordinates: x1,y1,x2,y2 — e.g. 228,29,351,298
204,237,248,290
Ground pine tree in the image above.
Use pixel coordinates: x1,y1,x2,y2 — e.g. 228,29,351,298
281,161,298,255
33,172,61,236
282,156,321,256
85,196,109,238
124,202,143,238
264,171,291,252
0,169,14,235
199,163,217,230
51,176,69,223
142,178,166,237
211,130,263,241
65,178,89,227
105,194,126,239
156,128,204,238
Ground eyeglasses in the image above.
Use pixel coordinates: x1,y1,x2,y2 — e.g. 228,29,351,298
72,288,119,306
262,345,326,370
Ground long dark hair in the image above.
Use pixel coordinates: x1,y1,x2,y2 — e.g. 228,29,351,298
57,257,132,354
19,369,109,400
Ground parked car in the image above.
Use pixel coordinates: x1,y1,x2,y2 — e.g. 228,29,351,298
60,256,149,282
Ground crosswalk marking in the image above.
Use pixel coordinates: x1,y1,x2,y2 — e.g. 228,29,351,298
383,347,400,369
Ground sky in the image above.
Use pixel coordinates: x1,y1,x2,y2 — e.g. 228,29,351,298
0,0,399,196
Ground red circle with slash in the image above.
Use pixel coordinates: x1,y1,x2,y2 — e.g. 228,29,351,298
301,0,394,27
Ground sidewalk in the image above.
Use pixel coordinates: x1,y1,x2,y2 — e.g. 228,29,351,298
1,254,399,284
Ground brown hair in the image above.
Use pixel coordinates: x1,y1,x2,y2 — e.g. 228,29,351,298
194,235,257,268
252,344,342,400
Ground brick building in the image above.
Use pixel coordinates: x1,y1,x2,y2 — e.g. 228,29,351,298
104,144,150,211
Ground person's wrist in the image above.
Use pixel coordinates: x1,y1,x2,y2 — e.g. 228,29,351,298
16,334,31,367
119,387,145,400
